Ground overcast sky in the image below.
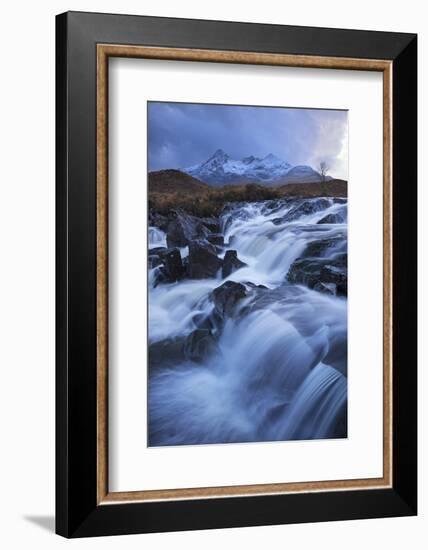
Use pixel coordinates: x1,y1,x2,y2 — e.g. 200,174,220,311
148,102,348,180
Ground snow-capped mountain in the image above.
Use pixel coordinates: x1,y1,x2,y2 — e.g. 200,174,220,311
183,149,327,186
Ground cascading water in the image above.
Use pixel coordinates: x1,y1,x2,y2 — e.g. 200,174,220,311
149,226,167,248
148,197,348,446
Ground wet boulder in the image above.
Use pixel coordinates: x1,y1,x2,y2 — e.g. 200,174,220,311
200,216,220,233
313,281,337,295
281,198,331,223
149,337,186,369
150,265,168,287
191,311,216,331
149,246,168,256
243,281,268,291
211,281,247,318
287,258,325,289
148,246,167,269
187,240,223,279
301,236,346,259
148,254,163,269
162,248,184,282
317,206,347,225
262,198,292,215
184,329,217,362
221,206,252,233
207,234,224,247
148,209,169,231
287,254,347,297
148,246,184,282
222,250,247,278
166,209,210,248
317,213,344,224
320,264,347,296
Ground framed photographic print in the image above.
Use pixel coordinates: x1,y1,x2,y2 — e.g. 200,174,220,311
56,11,417,538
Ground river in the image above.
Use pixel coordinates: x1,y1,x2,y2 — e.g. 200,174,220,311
148,197,348,446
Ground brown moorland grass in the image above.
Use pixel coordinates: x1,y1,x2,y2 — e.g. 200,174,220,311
148,169,347,217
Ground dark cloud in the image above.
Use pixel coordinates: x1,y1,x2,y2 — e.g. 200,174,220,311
148,102,348,179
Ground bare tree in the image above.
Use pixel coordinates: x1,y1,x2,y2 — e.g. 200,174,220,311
318,161,330,183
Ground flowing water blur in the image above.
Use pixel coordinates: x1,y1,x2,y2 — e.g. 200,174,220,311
148,198,347,445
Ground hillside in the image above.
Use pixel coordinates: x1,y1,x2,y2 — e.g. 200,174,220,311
148,169,347,217
148,169,210,194
278,179,348,197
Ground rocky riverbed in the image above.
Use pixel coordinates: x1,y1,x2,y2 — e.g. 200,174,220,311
148,196,348,446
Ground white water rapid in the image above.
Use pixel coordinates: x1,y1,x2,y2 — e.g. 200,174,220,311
148,197,348,446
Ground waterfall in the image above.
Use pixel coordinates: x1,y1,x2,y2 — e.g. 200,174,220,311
149,226,167,248
148,197,348,446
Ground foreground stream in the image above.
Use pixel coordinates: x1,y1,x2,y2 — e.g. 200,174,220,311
148,197,348,446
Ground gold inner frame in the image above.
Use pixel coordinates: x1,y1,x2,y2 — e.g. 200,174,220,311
96,44,393,505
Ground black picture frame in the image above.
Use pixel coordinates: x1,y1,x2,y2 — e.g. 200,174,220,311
56,11,417,538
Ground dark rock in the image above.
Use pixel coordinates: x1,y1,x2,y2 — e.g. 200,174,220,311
320,264,348,296
287,254,348,297
187,240,223,279
238,284,302,316
317,213,344,224
166,209,209,248
333,198,347,204
207,234,224,247
182,255,189,272
331,404,348,438
301,237,346,259
313,281,337,295
336,282,347,297
262,198,292,215
151,266,168,287
148,254,163,269
297,225,331,234
317,206,347,224
200,216,220,233
149,337,185,369
329,252,347,268
221,207,251,233
148,247,184,282
211,281,247,318
222,250,247,278
149,246,168,256
192,312,216,331
163,248,184,282
287,258,325,289
184,329,217,362
243,281,268,290
149,209,169,231
280,198,331,223
148,247,168,269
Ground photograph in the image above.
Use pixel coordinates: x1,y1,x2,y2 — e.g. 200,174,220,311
0,2,419,544
147,101,349,446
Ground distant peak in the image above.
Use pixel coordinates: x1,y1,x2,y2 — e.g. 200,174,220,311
242,155,257,164
211,148,228,159
184,150,320,186
263,153,279,160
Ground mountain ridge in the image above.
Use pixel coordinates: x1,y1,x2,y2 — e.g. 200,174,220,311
183,149,331,186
